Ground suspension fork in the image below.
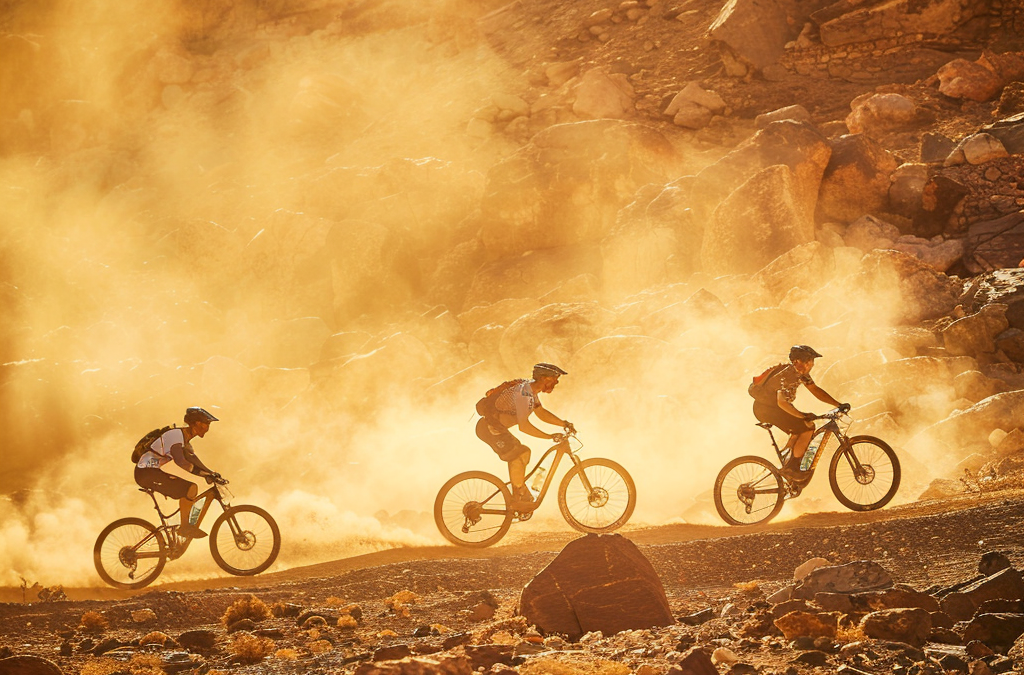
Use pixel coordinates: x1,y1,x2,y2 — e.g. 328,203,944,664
566,449,596,493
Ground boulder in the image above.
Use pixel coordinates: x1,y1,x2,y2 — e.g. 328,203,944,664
965,269,1024,331
665,82,726,116
921,132,957,164
518,534,674,641
955,370,1008,402
963,569,1024,606
921,390,1024,450
176,630,217,651
755,105,811,129
946,133,1010,167
844,215,901,251
942,592,979,622
938,58,1006,102
982,112,1024,155
457,299,542,336
774,611,838,639
464,246,600,309
889,163,930,219
640,289,729,340
964,614,1024,653
569,336,672,387
964,212,1024,274
793,560,894,599
816,134,899,223
981,552,1014,577
354,656,472,675
0,656,64,675
941,304,1010,357
709,0,791,69
846,94,917,135
855,588,941,613
499,302,614,372
478,120,678,258
860,608,932,646
671,102,714,130
573,69,635,120
752,241,835,303
913,174,969,238
702,164,815,275
847,249,960,324
892,235,964,273
668,647,718,675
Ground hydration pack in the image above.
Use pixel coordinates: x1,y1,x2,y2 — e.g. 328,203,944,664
748,364,787,403
131,425,176,464
475,379,527,420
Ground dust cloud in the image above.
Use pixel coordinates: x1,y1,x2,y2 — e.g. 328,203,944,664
0,0,974,589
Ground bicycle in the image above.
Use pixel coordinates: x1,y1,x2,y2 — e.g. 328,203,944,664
94,475,281,589
713,408,901,526
434,428,636,547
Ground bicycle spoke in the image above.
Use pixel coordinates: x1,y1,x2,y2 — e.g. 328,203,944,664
560,460,635,532
830,439,899,510
438,475,510,545
214,511,275,571
715,457,784,525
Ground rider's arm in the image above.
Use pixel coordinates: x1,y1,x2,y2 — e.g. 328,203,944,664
515,392,556,440
169,444,213,476
776,390,807,419
534,404,566,428
807,383,842,408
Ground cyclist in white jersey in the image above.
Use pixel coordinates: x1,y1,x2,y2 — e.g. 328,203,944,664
134,407,220,539
476,363,574,507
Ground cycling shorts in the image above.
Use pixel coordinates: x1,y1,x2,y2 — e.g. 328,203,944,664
134,466,195,500
475,417,529,462
752,402,814,435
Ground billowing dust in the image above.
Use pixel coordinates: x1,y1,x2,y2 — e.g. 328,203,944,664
0,0,983,588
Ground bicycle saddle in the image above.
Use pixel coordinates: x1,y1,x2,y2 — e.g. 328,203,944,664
756,422,773,430
138,487,155,494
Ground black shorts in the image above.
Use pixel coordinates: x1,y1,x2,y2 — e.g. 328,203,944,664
475,417,528,461
753,402,814,435
135,467,195,500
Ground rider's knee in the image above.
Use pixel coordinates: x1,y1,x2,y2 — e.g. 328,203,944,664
186,483,198,500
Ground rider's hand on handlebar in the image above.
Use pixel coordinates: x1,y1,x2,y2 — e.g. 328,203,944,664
206,471,226,485
838,402,852,414
551,433,566,444
802,412,816,421
564,421,575,434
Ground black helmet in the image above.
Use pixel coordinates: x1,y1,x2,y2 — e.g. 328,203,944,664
533,363,568,379
789,345,823,362
184,407,219,425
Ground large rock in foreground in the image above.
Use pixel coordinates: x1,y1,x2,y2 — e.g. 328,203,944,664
519,534,674,641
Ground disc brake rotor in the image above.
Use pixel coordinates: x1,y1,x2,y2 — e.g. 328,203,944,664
588,487,609,508
855,464,875,485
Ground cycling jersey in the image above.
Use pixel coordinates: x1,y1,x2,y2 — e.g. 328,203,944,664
136,428,190,470
764,363,815,404
493,380,540,425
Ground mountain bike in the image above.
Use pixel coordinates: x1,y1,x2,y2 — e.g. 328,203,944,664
714,408,901,526
434,429,636,547
94,476,281,589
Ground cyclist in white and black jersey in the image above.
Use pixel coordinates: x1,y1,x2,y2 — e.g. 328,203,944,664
134,407,220,539
476,363,574,507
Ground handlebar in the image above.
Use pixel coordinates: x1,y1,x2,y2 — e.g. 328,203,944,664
811,406,851,421
206,472,229,486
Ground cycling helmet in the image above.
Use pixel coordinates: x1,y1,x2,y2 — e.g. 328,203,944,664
789,345,823,362
533,363,568,379
184,407,219,425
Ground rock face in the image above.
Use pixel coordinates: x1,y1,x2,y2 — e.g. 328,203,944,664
518,534,674,641
941,304,1009,357
709,0,791,69
816,133,898,222
849,249,960,324
860,608,932,646
964,212,1024,274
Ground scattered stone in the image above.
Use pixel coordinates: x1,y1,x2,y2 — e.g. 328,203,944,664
793,650,830,666
938,58,1009,102
227,619,257,633
131,609,157,624
846,93,917,135
921,132,957,163
463,645,519,670
860,608,932,646
793,561,894,599
844,215,900,251
941,304,1010,357
176,630,217,651
755,105,811,128
964,613,1024,652
0,656,64,675
354,656,472,675
711,647,739,665
668,646,718,675
795,557,830,581
679,607,716,625
981,552,1013,576
573,69,635,119
946,133,1010,166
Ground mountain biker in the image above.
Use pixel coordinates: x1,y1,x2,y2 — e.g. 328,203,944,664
476,363,574,508
134,407,221,539
752,346,850,479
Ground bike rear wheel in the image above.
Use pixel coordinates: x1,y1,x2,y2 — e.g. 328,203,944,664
714,456,785,526
829,435,901,511
558,458,636,533
209,505,281,575
94,517,167,589
434,471,513,548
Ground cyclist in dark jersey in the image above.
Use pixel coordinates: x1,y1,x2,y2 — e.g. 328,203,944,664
753,345,849,479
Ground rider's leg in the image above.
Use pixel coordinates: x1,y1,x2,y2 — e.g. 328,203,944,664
790,428,814,460
508,448,531,492
177,483,207,538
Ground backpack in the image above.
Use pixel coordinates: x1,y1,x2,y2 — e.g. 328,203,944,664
131,425,176,464
476,379,527,420
748,364,787,404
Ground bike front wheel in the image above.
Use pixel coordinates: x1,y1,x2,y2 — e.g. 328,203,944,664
714,456,785,526
434,471,513,548
209,505,281,575
829,435,901,511
558,458,636,533
94,517,167,590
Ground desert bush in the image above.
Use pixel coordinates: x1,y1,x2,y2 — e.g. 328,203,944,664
309,640,332,655
222,595,271,626
80,611,109,632
229,633,275,664
836,624,867,643
128,653,164,675
274,648,299,660
80,658,120,675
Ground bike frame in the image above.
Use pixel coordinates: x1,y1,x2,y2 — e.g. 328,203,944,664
479,436,588,516
760,410,862,482
137,483,230,560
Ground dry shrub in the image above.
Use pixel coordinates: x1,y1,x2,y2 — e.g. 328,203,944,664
521,658,630,675
128,653,164,675
309,640,332,655
222,595,272,626
80,658,120,675
80,611,109,632
324,596,347,607
306,628,321,641
229,633,275,664
836,624,867,643
274,648,299,660
138,631,170,647
476,616,529,643
386,590,419,617
337,615,358,629
733,580,761,592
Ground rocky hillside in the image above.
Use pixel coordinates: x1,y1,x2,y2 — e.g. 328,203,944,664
0,0,1024,581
